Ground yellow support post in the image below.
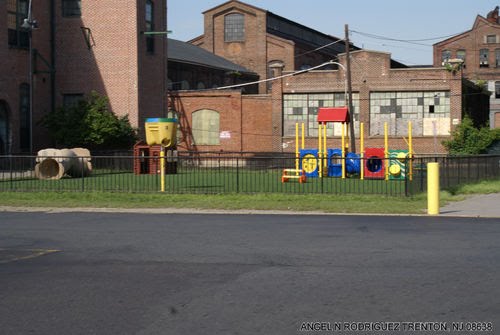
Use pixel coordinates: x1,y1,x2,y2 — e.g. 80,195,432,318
427,162,440,215
160,147,165,192
295,123,299,175
408,121,413,181
323,122,327,173
384,122,389,181
341,123,346,179
301,123,305,150
318,123,322,178
360,122,364,180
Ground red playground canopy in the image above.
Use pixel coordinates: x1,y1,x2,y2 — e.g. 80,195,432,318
317,107,349,123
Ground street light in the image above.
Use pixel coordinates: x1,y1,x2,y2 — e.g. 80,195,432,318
21,0,37,154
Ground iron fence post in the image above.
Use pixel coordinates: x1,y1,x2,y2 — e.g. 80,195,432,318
236,156,240,193
404,158,409,197
81,156,85,192
9,155,13,190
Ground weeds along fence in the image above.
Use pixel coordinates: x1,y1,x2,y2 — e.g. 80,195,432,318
0,153,498,196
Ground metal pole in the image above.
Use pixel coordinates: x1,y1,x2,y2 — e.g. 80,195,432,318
164,1,168,117
344,24,356,153
23,0,36,155
28,30,33,154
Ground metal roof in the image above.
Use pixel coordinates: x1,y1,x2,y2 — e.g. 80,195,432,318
168,38,255,75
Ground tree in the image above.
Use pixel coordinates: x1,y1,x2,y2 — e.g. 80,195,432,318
41,91,138,150
442,116,495,155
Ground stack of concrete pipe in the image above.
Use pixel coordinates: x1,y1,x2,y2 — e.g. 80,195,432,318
35,148,92,180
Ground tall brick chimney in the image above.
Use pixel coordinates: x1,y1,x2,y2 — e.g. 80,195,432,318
487,6,500,24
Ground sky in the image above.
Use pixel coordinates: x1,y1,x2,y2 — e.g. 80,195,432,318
168,0,500,66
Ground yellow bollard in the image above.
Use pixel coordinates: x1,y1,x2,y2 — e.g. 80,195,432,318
160,148,165,192
427,162,440,215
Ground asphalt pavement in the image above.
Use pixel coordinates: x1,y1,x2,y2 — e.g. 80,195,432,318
440,193,500,218
1,193,500,218
0,212,499,335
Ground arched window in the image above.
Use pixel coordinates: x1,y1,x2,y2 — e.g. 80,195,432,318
0,101,10,155
192,109,220,145
224,13,245,42
19,83,30,152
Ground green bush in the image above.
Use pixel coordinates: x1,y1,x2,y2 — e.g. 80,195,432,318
442,116,495,155
41,91,138,150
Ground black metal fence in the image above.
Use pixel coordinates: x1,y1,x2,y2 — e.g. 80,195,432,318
409,155,500,193
0,153,498,196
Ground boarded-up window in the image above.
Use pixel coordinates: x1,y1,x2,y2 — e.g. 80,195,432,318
192,109,220,145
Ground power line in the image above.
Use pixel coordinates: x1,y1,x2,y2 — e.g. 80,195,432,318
213,60,342,91
295,39,345,58
350,29,469,47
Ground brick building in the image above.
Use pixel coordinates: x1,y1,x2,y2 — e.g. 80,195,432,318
171,49,488,155
190,0,398,94
168,1,488,155
1,0,167,154
2,0,491,156
434,6,500,128
1,0,263,155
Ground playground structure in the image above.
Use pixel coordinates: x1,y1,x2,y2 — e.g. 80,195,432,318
35,148,92,180
283,107,413,182
144,118,178,192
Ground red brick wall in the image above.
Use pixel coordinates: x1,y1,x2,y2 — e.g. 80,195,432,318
55,0,166,128
56,1,140,125
169,90,275,152
0,0,52,152
3,0,166,152
203,2,269,93
434,14,500,129
197,1,329,94
242,94,274,151
433,16,500,81
266,35,295,72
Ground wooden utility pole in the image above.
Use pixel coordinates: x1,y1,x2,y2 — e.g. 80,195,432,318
345,24,356,153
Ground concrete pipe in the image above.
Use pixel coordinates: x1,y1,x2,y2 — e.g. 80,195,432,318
34,148,92,180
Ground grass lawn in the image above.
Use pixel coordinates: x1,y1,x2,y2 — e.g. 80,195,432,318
0,169,413,196
0,179,498,215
